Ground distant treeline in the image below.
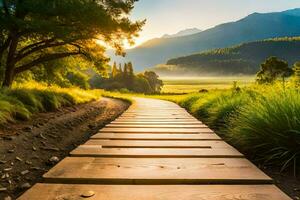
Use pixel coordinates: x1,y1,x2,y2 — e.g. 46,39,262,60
154,37,300,75
91,62,163,94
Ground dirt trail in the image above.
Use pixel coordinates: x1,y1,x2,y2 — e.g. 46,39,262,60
0,97,129,199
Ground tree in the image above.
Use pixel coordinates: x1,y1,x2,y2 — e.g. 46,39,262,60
0,0,144,87
143,71,163,93
256,57,293,84
127,62,134,76
111,62,118,78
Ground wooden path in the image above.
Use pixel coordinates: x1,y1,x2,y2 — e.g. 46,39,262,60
19,97,291,199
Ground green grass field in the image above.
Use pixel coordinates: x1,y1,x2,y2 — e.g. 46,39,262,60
161,76,255,93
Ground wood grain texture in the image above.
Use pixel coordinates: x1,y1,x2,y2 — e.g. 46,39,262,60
99,127,214,133
91,133,221,140
105,124,208,128
43,157,272,184
83,140,233,148
18,184,291,200
70,146,244,158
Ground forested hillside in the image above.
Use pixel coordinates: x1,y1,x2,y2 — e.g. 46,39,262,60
153,37,300,76
110,8,300,71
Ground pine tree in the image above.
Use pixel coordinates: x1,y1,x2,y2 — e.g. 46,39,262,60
124,63,128,75
118,63,123,74
111,62,118,78
128,62,134,76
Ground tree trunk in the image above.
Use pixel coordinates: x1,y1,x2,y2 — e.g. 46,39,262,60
2,64,15,87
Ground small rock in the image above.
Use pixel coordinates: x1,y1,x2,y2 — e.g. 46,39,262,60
20,182,31,189
16,157,23,162
81,190,95,198
48,156,59,164
0,187,7,192
25,161,32,165
21,170,29,175
4,168,12,172
23,126,33,132
7,149,14,153
294,188,300,191
32,146,37,151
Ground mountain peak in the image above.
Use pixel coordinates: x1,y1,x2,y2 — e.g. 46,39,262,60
162,28,202,38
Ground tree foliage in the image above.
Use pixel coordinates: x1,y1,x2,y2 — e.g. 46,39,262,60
0,0,144,87
91,62,163,94
256,57,293,84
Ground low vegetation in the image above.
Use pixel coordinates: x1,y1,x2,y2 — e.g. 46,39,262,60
0,82,101,124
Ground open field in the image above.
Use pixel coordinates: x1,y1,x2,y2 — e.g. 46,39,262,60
161,76,255,93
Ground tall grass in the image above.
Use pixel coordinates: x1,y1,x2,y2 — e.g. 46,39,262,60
0,81,101,124
227,89,300,171
153,86,300,171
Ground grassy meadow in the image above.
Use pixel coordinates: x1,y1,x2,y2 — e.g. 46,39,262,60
161,76,254,93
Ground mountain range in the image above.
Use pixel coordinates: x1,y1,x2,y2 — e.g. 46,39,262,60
109,8,300,72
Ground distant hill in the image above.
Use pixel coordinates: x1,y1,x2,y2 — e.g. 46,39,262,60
110,8,300,71
153,37,300,76
162,28,202,38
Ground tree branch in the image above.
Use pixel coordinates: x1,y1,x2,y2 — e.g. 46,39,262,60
15,41,69,62
17,38,56,55
15,51,81,74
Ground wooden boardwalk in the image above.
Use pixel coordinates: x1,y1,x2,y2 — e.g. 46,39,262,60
19,97,291,199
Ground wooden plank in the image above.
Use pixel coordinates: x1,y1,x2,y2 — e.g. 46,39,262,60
70,146,244,158
91,133,221,140
111,121,204,125
83,140,233,148
99,127,214,133
19,184,292,200
43,157,273,184
118,117,196,119
105,124,208,128
114,119,200,122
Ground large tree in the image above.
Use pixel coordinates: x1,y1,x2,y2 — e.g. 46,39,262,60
256,56,293,84
0,0,144,87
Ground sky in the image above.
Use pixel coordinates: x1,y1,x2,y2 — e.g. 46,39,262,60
128,0,300,48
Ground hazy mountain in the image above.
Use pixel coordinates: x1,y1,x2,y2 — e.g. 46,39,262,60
109,8,300,71
152,37,300,76
162,28,202,38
